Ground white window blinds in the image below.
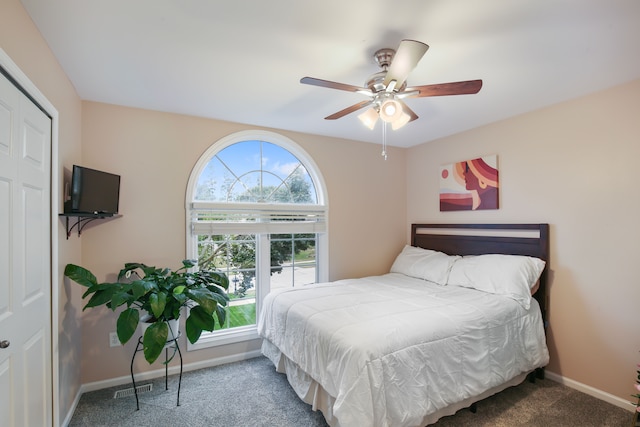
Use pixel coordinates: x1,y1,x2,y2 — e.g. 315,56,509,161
190,202,327,235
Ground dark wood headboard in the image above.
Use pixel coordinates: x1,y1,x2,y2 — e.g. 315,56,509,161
411,223,549,321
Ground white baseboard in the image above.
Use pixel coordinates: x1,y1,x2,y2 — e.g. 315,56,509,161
60,388,83,427
545,370,635,413
79,349,263,394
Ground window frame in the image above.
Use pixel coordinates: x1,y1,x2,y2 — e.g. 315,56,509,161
185,130,328,350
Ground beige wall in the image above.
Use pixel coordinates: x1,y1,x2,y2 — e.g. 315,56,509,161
5,0,638,417
0,0,84,424
78,101,407,383
406,78,640,403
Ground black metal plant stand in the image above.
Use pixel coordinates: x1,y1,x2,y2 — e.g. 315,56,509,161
130,334,183,410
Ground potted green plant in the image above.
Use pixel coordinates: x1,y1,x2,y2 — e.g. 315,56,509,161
64,259,229,364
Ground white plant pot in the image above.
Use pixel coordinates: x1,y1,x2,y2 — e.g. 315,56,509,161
139,315,180,342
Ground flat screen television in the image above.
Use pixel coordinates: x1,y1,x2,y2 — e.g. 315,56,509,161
65,165,121,216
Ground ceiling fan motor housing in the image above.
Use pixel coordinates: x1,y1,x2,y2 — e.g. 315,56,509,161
374,48,395,68
365,71,407,94
366,48,408,94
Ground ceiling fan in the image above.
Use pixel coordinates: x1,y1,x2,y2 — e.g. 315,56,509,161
301,39,482,130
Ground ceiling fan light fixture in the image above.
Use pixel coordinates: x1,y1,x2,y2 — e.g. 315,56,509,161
391,111,411,130
358,107,379,130
379,99,403,123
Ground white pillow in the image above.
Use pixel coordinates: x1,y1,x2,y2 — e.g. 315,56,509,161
390,245,460,285
447,254,546,309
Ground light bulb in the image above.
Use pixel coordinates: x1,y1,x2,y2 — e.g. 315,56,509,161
379,99,403,123
382,102,397,116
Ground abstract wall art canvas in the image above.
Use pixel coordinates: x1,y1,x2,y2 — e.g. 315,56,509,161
440,155,499,211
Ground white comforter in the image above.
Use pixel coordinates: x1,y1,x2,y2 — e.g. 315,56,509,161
257,273,549,427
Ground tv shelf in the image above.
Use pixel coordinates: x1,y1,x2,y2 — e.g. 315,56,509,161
59,213,122,239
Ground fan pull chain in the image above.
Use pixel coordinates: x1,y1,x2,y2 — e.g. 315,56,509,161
381,122,388,160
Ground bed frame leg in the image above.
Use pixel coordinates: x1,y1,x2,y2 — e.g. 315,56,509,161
469,402,477,414
528,367,546,383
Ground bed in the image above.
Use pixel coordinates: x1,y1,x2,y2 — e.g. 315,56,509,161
257,223,550,427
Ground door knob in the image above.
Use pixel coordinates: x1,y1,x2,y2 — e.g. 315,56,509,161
0,340,9,349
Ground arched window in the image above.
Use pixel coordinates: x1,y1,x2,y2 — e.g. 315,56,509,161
186,130,328,348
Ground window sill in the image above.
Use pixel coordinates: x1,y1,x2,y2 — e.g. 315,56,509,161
186,326,261,352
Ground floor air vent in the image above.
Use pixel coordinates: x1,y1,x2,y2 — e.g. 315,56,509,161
113,383,153,399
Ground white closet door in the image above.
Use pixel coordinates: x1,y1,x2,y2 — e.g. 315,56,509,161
0,71,52,427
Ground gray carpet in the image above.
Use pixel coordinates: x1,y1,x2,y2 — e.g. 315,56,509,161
69,356,632,427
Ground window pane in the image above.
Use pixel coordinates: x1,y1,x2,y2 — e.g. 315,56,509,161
270,233,317,290
194,156,229,201
198,234,257,330
194,140,318,204
216,140,262,177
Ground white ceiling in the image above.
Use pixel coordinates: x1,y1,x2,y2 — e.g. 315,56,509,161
19,0,640,148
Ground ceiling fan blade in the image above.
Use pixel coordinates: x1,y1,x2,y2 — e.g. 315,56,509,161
383,39,429,89
301,77,370,94
398,100,419,122
325,100,373,120
405,79,483,97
